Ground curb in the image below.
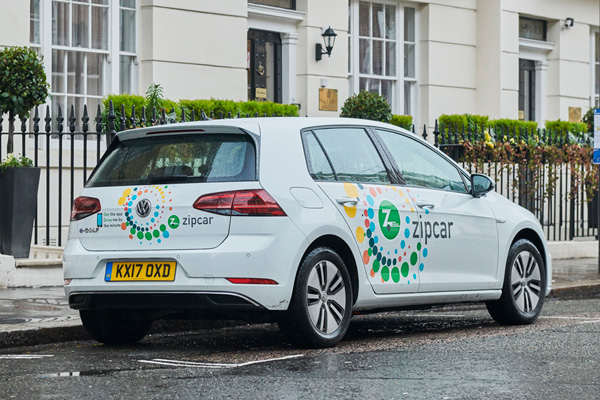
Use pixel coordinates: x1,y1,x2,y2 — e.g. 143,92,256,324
548,283,600,300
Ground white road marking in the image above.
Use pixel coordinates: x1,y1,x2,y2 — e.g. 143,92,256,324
139,354,303,369
0,355,54,359
540,316,600,324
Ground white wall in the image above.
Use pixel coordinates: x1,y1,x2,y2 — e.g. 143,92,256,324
139,0,248,101
0,2,29,48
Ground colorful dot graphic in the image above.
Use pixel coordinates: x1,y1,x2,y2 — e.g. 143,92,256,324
119,185,178,244
344,183,429,285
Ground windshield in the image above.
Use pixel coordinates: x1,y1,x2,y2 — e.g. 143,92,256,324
87,133,256,187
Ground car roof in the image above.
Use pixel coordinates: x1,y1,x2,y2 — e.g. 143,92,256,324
115,117,412,140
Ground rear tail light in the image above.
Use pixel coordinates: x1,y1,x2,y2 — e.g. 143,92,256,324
71,196,101,221
226,278,278,285
193,189,286,216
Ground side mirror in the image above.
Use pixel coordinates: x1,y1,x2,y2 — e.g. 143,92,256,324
471,174,494,198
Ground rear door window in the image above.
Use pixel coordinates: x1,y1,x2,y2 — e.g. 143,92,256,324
87,134,256,187
305,128,390,184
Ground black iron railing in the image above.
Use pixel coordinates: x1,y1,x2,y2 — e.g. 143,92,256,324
0,103,596,246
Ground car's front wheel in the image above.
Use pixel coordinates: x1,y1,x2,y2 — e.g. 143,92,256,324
278,247,352,348
486,239,546,325
80,309,152,345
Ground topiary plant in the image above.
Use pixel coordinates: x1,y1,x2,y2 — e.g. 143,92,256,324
340,90,392,123
0,46,50,154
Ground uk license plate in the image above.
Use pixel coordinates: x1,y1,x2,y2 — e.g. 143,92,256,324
105,261,176,282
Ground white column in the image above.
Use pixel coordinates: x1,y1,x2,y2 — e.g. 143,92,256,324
281,32,299,105
535,60,548,127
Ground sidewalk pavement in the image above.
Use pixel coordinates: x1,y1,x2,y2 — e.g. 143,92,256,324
0,257,599,349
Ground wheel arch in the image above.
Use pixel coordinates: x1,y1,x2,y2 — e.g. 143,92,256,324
301,235,359,305
511,228,547,271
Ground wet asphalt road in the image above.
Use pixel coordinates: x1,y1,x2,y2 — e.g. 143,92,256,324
0,297,599,400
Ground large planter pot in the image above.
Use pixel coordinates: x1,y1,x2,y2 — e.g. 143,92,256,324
0,167,41,258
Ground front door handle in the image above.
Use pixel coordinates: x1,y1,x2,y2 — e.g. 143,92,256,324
336,196,359,206
416,200,435,210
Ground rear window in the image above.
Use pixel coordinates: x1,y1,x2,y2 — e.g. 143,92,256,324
87,133,256,187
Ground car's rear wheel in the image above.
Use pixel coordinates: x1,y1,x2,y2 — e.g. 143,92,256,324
80,309,152,345
278,247,352,348
486,239,546,325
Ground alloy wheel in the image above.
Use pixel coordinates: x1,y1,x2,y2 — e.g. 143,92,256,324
510,251,542,313
306,260,347,334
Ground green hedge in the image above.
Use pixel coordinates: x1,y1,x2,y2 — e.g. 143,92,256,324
438,114,489,133
102,95,299,132
389,115,413,131
489,119,538,135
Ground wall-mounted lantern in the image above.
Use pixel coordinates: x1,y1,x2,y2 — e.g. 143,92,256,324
316,26,337,61
564,17,574,29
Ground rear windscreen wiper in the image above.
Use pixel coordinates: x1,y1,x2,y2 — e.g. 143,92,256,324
146,174,190,183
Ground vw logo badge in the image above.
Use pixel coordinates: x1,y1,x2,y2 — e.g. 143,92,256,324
136,199,152,218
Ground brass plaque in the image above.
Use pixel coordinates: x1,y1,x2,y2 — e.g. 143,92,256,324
255,88,267,99
518,110,525,121
569,107,582,123
319,88,338,111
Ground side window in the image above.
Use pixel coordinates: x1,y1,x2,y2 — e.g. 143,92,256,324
376,129,467,193
304,133,336,181
308,128,391,184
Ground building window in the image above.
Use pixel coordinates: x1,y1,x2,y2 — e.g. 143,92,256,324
249,0,295,10
30,0,138,120
519,17,547,41
348,1,417,117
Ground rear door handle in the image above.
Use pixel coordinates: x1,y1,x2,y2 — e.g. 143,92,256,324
416,200,435,210
336,196,359,206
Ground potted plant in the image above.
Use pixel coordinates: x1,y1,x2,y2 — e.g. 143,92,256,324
0,46,49,257
0,154,40,257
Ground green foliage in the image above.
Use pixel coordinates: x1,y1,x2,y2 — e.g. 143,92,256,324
101,94,146,131
544,119,587,135
0,153,33,172
145,83,164,111
340,91,392,123
178,99,299,118
582,107,595,133
489,119,538,135
389,115,413,131
438,114,467,132
0,46,49,119
439,114,490,133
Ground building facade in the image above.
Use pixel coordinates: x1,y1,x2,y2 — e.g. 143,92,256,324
1,0,599,131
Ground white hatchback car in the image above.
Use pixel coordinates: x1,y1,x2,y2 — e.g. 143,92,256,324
64,118,551,348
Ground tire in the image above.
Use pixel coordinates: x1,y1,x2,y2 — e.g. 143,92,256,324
486,239,546,325
278,247,353,348
80,309,152,345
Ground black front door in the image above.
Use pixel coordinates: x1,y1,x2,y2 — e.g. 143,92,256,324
519,59,536,121
247,29,282,103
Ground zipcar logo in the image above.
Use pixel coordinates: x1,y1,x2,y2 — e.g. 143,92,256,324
136,199,152,218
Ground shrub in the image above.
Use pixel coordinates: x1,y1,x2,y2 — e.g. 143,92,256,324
489,119,538,135
0,46,50,153
178,99,298,118
340,91,392,122
438,114,467,132
438,114,489,133
389,115,413,131
582,107,595,133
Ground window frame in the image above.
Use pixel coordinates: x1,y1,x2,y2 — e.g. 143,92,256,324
371,127,471,194
348,0,419,120
300,125,400,185
30,0,139,122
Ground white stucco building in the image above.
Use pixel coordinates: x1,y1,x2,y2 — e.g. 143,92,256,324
1,0,599,129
